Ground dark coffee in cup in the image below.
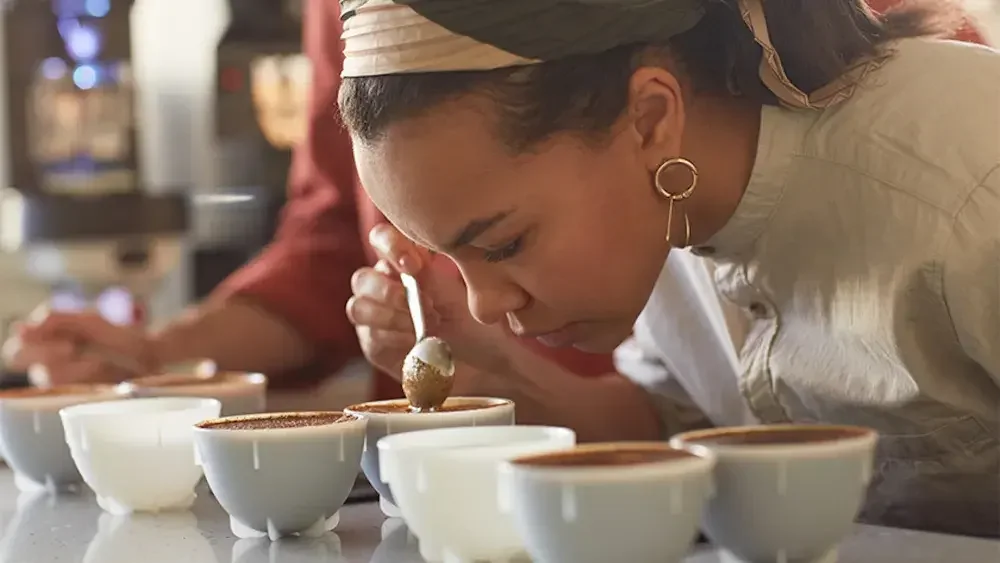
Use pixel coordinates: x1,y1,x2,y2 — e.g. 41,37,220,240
347,397,508,415
679,425,871,447
196,412,356,431
513,444,694,468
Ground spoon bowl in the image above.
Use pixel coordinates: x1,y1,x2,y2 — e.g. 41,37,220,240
402,337,455,411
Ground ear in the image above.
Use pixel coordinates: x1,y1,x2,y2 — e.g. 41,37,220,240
626,66,686,170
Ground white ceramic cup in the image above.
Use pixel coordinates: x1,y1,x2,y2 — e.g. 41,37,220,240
194,411,367,541
500,442,716,563
60,397,221,514
344,397,515,517
671,424,878,563
0,385,122,493
378,425,575,563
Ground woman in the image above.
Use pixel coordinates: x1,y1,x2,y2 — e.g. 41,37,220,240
340,0,999,538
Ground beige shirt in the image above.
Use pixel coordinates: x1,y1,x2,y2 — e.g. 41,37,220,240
615,39,1000,538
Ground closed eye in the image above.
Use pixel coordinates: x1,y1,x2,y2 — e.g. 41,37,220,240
483,235,524,263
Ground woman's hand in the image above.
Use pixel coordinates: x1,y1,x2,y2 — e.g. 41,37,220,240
347,223,514,381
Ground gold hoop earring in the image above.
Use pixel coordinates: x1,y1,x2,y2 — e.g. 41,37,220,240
654,157,698,248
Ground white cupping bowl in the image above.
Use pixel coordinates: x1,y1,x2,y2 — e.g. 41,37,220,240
500,443,716,563
194,412,367,541
344,397,515,518
378,425,576,563
60,397,221,514
0,385,122,493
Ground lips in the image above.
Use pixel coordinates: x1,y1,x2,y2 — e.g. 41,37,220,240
513,324,577,348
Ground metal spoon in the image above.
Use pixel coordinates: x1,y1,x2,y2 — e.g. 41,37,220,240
399,273,455,411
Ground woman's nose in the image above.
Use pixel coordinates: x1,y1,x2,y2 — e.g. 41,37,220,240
463,270,527,327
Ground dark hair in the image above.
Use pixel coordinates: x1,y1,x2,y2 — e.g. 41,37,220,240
339,0,954,151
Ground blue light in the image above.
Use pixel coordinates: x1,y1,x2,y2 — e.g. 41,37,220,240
84,0,110,18
40,57,68,80
65,22,102,61
72,65,98,90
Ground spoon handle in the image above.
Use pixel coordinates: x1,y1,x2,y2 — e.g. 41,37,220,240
400,273,427,342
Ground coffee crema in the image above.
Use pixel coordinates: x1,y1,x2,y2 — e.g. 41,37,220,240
681,426,871,447
197,412,355,431
514,446,693,468
0,385,114,399
347,398,503,415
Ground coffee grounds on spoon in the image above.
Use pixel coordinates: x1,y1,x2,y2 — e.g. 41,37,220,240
402,355,453,411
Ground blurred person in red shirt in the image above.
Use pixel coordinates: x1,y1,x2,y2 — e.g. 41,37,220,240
5,0,988,418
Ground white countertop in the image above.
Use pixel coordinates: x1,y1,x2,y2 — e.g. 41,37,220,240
0,468,996,563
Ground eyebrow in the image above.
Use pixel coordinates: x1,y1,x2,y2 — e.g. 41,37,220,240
446,211,512,251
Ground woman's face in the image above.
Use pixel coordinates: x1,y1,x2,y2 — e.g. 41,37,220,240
353,75,685,352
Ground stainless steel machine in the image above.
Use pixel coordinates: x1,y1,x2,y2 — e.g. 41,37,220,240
192,0,308,299
0,0,189,384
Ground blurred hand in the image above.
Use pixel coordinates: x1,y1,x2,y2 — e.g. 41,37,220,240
1,309,156,386
346,223,513,381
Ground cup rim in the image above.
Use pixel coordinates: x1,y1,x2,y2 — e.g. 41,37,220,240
0,384,119,399
193,410,366,437
0,385,124,410
0,385,129,414
344,396,513,418
119,371,267,393
377,424,571,454
669,424,878,459
59,396,221,421
378,426,576,489
502,441,716,482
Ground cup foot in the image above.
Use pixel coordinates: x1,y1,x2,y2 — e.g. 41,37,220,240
719,547,838,563
419,539,526,563
418,538,442,562
13,472,79,494
96,492,197,515
379,496,402,518
441,552,527,563
299,512,341,538
232,534,342,562
230,512,340,542
381,517,406,541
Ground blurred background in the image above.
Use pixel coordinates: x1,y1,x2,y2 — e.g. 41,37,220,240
0,0,995,402
0,0,303,322
0,0,349,404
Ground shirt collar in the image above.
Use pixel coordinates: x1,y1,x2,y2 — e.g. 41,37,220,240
697,105,815,258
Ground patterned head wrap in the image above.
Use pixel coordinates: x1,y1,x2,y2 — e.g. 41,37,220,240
340,0,887,109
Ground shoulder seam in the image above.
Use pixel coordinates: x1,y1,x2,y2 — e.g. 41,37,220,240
952,162,1000,221
791,153,969,217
